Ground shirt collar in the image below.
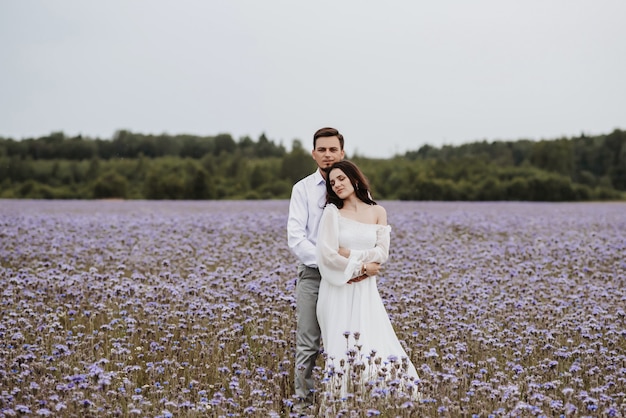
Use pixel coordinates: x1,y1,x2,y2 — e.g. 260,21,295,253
314,168,325,186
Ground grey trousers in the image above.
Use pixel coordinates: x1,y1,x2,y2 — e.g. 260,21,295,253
294,264,321,402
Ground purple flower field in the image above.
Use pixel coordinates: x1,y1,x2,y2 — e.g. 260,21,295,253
1,200,625,417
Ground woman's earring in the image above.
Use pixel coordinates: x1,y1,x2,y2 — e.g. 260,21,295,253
355,183,359,190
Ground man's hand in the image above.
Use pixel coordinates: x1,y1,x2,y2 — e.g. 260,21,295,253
347,274,368,284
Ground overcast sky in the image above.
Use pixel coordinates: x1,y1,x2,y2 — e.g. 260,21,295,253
1,1,624,158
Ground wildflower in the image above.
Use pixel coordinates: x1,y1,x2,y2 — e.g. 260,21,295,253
16,405,32,414
425,347,438,358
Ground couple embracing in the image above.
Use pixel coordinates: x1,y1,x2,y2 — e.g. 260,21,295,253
287,127,420,411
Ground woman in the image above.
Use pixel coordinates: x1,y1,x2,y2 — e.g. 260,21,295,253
315,160,419,400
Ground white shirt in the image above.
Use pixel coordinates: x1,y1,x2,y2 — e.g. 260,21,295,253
287,169,327,268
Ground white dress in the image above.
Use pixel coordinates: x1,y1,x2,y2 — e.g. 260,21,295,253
316,204,419,398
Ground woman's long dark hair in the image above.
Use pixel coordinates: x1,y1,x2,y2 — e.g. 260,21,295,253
325,160,377,208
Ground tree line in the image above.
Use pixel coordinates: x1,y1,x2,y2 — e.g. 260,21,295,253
0,129,624,201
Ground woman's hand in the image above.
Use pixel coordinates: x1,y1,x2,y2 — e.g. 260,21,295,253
347,262,382,284
363,262,381,276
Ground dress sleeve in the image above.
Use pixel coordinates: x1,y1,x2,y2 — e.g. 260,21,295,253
316,204,391,287
350,224,391,264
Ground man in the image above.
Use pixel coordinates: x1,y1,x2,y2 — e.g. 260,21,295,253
287,127,345,406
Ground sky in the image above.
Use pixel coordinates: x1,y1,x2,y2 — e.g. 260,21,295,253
1,1,624,159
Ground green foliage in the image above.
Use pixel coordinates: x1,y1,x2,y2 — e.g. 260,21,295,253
281,146,314,184
398,177,455,201
13,180,81,199
93,171,129,199
142,158,216,200
0,129,624,201
0,130,286,160
256,179,293,199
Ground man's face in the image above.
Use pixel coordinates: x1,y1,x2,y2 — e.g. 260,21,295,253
312,136,344,171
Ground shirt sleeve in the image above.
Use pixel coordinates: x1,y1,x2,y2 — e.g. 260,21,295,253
316,204,391,286
287,181,318,266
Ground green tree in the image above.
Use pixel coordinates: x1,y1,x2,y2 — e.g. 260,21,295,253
93,171,129,199
185,162,215,199
86,157,101,181
475,177,504,201
214,134,236,156
281,140,313,184
250,164,271,191
504,177,531,200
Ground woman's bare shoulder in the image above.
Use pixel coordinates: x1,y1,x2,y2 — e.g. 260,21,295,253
373,204,387,225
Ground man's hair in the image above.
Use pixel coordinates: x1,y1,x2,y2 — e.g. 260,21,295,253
313,127,344,150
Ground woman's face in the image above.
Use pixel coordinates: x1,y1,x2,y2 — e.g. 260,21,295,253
329,168,354,200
